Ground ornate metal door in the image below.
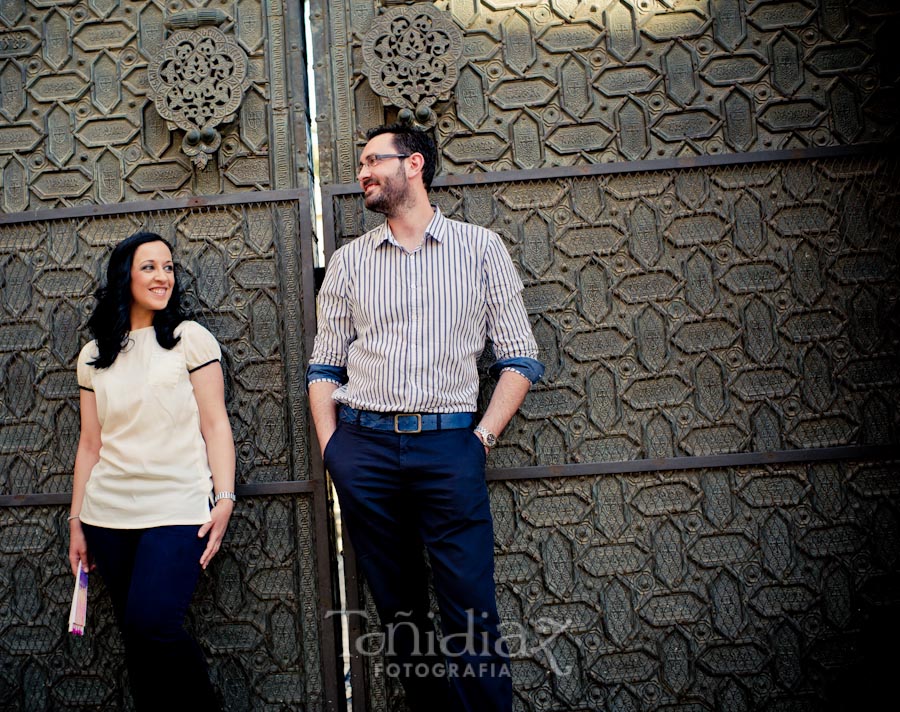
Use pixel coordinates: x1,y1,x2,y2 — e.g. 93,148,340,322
309,1,900,710
0,1,345,710
2,1,899,710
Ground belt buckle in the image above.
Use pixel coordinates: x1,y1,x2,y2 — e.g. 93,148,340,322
394,413,422,434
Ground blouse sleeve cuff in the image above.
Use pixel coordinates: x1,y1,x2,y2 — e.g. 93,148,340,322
188,358,221,373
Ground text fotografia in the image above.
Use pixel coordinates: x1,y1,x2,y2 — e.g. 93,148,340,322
326,609,574,676
376,661,511,680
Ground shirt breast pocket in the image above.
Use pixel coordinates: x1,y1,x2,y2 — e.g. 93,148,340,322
148,350,184,387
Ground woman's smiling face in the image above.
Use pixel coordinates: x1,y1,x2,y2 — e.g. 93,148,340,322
129,240,174,327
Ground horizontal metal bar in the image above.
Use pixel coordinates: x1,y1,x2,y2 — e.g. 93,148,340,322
0,189,308,226
0,493,71,507
235,481,316,496
0,480,315,507
486,444,900,481
4,445,896,504
321,143,894,197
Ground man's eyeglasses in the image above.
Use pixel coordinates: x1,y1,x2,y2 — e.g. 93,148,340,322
358,153,410,171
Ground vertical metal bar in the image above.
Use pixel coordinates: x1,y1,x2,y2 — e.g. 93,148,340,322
314,181,354,707
340,535,369,712
284,1,345,706
284,4,345,709
316,186,358,705
321,186,338,259
268,198,333,711
306,0,337,187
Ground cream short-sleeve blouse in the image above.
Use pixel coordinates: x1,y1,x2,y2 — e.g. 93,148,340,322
77,320,222,529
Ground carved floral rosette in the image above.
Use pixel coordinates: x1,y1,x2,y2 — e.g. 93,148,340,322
361,3,463,123
147,26,249,167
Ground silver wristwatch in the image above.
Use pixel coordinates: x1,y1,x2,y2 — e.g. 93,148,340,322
474,425,497,449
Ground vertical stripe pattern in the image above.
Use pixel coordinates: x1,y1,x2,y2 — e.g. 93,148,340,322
310,208,539,412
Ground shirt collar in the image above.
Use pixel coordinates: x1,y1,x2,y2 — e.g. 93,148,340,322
376,206,446,248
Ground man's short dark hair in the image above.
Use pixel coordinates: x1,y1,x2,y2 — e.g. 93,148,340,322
365,123,437,190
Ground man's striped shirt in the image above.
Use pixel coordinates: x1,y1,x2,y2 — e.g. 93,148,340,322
308,208,543,413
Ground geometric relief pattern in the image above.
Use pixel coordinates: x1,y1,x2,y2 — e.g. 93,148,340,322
315,0,900,183
333,155,900,467
356,459,900,711
0,201,325,709
0,202,310,495
0,499,324,711
0,0,303,210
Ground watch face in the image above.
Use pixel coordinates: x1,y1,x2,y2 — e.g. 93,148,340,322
477,427,497,447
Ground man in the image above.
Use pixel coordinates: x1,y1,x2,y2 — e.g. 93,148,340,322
307,124,543,712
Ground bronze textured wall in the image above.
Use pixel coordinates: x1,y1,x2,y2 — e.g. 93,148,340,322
333,155,900,466
0,0,345,709
0,0,309,206
350,459,900,710
311,1,900,711
1,205,312,490
0,204,334,710
3,495,323,710
2,0,900,709
328,154,900,711
313,0,900,184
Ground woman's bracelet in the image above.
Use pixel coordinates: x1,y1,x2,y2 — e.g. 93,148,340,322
67,514,80,522
214,491,236,504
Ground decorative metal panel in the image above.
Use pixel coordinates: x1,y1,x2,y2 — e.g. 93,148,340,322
0,202,333,710
308,2,900,711
353,458,900,711
311,0,900,184
0,497,324,711
0,0,335,708
147,24,250,168
0,204,311,493
360,2,464,122
0,0,308,208
329,154,900,468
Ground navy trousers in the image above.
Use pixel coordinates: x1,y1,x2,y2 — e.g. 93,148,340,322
82,524,219,712
324,417,513,712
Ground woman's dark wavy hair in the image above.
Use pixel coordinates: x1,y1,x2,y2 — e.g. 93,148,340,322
87,231,185,368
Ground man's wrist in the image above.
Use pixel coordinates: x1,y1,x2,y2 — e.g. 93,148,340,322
474,425,497,449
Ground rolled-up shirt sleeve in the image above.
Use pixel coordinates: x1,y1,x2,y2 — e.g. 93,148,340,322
483,235,544,384
307,248,355,390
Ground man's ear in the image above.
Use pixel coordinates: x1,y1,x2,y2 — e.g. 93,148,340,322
406,152,425,181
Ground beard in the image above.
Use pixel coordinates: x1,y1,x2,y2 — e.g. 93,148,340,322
363,167,412,217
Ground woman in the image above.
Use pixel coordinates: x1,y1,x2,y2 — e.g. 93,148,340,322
68,231,235,711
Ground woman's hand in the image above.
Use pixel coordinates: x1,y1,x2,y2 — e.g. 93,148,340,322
191,362,236,570
68,519,94,576
70,389,101,577
198,499,233,569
